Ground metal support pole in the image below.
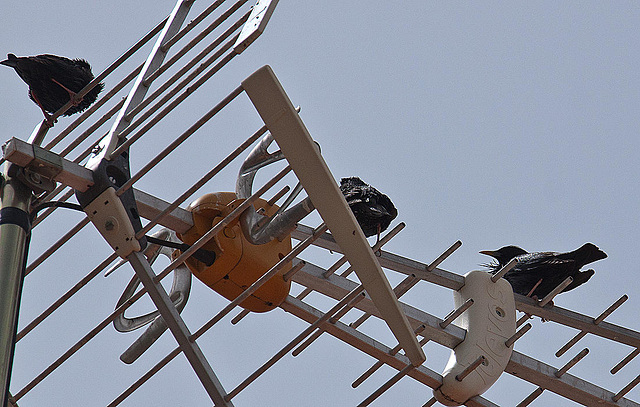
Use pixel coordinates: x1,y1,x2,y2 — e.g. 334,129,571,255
0,163,33,407
126,251,233,406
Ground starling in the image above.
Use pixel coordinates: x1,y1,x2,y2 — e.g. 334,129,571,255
480,243,607,298
1,53,104,126
340,177,397,239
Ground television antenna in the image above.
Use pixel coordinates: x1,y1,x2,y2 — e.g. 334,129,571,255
1,1,638,406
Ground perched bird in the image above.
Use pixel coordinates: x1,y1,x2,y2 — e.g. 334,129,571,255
480,243,607,299
1,53,104,126
340,176,398,239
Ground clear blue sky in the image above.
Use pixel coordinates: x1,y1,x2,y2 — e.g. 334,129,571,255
1,1,638,406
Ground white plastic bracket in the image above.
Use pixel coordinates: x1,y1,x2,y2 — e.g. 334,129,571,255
434,270,516,406
84,187,141,258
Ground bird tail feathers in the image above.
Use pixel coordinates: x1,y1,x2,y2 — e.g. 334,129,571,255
565,243,607,267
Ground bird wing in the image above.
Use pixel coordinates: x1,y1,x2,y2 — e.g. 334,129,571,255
516,252,575,273
340,184,369,202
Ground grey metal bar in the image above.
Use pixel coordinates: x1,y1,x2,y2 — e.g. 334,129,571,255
160,0,230,52
293,266,396,357
439,299,474,329
291,225,640,349
556,331,587,358
296,223,405,301
556,294,628,357
117,86,244,194
125,9,250,124
426,241,463,272
0,164,33,407
230,309,251,326
357,364,414,407
613,374,640,402
133,3,250,117
490,258,518,283
291,224,466,290
13,286,148,401
353,361,385,389
267,186,290,206
282,260,306,282
110,39,238,160
595,295,629,324
506,351,638,407
456,356,486,381
555,348,589,378
351,324,426,389
505,323,532,348
281,296,499,407
516,387,544,407
322,223,405,279
351,240,461,329
291,289,359,356
611,348,640,375
17,253,118,341
539,277,573,307
224,287,367,402
126,251,233,406
289,225,407,353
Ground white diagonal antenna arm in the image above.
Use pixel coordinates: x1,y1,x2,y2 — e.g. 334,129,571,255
88,0,194,168
241,65,425,366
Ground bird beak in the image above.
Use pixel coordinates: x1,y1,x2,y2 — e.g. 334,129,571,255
479,250,496,257
0,54,18,68
0,59,17,68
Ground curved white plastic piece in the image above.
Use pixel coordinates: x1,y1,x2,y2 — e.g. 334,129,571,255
434,270,515,406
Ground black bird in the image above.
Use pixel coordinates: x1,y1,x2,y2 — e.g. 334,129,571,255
340,177,398,239
1,53,104,126
480,243,607,299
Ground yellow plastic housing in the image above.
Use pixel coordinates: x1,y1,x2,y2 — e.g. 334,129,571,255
177,192,292,312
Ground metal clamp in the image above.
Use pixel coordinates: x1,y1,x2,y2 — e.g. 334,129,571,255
235,133,314,245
